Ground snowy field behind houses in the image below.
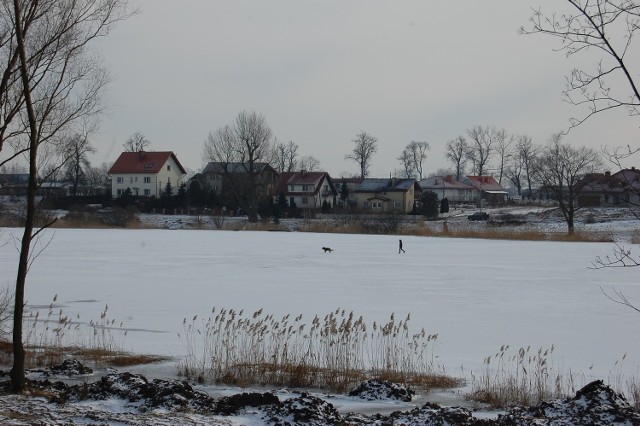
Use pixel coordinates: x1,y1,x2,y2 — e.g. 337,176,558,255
0,225,639,399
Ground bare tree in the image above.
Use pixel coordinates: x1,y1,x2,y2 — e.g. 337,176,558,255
203,110,275,222
397,148,415,178
466,125,498,176
516,135,540,200
398,140,430,179
64,133,96,196
84,162,111,195
7,0,131,393
274,140,299,173
522,0,640,128
122,131,150,152
505,145,525,197
445,136,468,181
531,133,602,233
408,140,430,180
494,130,514,186
505,135,538,198
299,155,320,172
345,131,378,178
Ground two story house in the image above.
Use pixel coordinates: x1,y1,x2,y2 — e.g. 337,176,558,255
108,151,186,198
352,178,416,213
272,171,337,210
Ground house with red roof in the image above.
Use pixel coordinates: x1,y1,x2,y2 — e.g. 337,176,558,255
418,175,475,203
108,151,186,198
271,170,337,211
463,175,508,206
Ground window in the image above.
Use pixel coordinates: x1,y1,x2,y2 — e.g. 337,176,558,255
117,189,123,195
394,201,401,209
130,177,133,183
302,197,308,205
363,201,369,208
167,165,171,171
144,176,151,183
116,177,123,183
372,201,382,209
135,177,138,182
144,189,150,196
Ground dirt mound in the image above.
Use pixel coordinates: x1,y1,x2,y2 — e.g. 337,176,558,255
262,392,342,425
348,378,415,402
87,372,216,412
215,392,279,415
3,366,639,425
496,380,640,425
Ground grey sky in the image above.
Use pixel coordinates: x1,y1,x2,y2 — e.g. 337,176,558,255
91,0,639,178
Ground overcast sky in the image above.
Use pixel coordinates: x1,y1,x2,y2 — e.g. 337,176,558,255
90,0,639,178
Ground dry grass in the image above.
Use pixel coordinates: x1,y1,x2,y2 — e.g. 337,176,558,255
6,296,168,369
468,345,640,410
0,297,169,369
178,307,458,393
468,345,575,408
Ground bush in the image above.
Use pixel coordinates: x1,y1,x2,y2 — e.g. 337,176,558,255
99,206,139,228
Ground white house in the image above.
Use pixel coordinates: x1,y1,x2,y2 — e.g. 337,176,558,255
271,171,337,210
108,151,186,198
417,175,475,203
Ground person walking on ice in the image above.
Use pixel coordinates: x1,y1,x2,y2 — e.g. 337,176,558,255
398,239,405,254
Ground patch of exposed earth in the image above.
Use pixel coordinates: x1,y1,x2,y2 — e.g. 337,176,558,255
1,360,639,425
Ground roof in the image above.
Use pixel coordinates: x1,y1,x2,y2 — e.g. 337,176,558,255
579,168,640,193
272,171,335,195
418,175,474,191
355,178,415,193
611,168,640,190
108,151,186,175
464,176,506,192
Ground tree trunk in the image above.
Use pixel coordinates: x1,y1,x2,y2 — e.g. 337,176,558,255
10,0,39,392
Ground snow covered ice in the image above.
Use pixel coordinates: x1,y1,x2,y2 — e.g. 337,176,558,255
0,224,639,423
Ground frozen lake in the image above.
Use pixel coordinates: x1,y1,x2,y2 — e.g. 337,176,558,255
1,227,638,387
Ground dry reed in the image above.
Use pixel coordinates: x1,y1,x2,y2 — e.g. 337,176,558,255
469,345,640,409
177,307,458,392
18,296,159,367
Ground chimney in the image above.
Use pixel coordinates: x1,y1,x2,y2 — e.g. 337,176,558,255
138,150,145,161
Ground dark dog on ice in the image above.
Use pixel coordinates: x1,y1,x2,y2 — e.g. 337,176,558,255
322,247,333,253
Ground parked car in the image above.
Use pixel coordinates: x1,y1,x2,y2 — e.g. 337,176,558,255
468,212,489,221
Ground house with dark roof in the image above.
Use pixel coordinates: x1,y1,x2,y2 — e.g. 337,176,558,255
352,178,416,213
463,175,508,206
418,175,475,203
108,151,186,198
577,167,640,207
332,177,364,208
271,171,337,211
